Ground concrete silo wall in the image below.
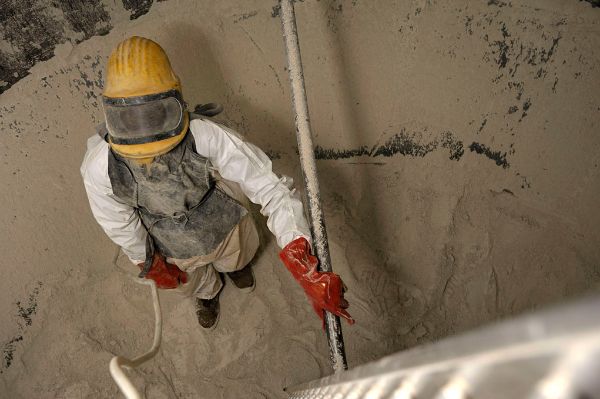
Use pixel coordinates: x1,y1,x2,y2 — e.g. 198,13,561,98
0,0,598,397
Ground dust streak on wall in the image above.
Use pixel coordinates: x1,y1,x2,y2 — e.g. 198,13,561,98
0,0,165,94
0,0,599,397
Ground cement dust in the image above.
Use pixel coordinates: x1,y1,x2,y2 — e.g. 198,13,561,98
1,0,599,398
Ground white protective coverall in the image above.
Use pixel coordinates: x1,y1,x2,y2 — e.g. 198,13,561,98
81,118,311,298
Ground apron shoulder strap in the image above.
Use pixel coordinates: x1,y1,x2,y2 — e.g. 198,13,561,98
96,122,109,142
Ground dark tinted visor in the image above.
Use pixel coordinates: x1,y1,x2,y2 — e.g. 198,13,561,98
104,96,183,141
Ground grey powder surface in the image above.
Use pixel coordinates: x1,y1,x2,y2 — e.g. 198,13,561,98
0,0,599,397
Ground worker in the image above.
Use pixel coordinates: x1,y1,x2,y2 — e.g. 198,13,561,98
80,36,354,329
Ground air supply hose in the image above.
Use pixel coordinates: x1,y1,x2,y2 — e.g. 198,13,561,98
109,249,163,399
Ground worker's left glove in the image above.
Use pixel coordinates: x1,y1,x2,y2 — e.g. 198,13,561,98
137,252,188,289
279,237,355,326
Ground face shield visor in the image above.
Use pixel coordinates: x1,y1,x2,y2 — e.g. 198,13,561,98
102,90,185,145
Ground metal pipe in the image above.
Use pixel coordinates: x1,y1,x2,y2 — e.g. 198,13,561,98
279,0,348,373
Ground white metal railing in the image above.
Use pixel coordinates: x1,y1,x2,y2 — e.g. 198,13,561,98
286,296,600,399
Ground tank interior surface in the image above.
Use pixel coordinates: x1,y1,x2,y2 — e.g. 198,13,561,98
0,0,599,397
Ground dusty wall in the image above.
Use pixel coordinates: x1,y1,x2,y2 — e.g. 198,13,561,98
0,0,170,94
0,0,599,397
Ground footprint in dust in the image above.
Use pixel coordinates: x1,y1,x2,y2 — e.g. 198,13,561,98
161,292,271,375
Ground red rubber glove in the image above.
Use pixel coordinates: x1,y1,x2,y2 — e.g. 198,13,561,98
279,237,355,326
137,252,188,289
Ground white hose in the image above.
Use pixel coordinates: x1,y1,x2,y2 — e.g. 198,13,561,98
109,251,163,399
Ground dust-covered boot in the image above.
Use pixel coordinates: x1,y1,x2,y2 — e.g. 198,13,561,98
195,294,220,329
226,264,255,292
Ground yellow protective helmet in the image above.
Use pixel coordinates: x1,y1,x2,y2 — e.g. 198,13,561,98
102,36,188,160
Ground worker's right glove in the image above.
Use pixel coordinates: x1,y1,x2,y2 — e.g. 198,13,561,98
279,237,355,326
137,252,188,289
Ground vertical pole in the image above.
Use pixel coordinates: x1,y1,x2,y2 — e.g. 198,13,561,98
279,0,349,373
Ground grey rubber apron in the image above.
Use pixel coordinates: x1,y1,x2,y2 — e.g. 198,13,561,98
104,127,247,259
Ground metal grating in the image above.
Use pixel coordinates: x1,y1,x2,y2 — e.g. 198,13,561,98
287,296,600,399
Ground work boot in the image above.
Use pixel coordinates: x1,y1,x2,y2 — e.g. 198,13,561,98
195,294,220,329
227,264,255,292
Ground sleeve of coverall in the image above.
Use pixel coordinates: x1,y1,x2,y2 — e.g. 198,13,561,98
190,119,312,249
80,135,147,264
